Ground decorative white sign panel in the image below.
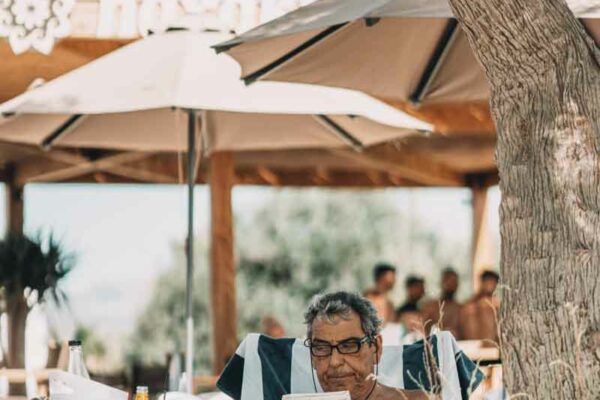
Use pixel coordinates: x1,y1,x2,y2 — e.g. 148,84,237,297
0,0,313,54
0,0,75,54
97,0,314,38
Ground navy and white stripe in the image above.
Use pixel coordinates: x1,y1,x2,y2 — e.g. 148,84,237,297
218,332,483,400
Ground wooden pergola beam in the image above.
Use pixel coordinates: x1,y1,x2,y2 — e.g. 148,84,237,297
9,147,497,189
17,152,153,185
234,168,421,187
104,165,177,184
255,166,281,186
331,145,464,187
209,152,237,375
40,149,89,166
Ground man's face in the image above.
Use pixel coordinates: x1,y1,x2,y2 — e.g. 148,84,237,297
480,277,498,296
310,311,381,398
377,271,396,292
441,273,458,296
408,282,425,301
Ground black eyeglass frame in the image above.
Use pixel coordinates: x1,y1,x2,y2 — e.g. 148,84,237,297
304,335,374,357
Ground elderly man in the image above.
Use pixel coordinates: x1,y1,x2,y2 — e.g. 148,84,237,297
304,292,433,400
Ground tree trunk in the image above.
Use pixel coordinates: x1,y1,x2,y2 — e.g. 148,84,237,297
6,291,28,395
448,0,600,397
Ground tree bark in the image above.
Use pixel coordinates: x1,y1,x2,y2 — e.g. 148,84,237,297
448,0,600,398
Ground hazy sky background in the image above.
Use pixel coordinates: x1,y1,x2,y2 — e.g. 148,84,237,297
0,184,500,367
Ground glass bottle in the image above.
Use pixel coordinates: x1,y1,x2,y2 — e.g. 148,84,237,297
67,340,90,379
135,386,149,400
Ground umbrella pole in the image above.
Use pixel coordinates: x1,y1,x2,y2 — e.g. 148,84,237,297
185,109,196,394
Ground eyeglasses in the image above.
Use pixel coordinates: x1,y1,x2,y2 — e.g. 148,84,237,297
304,336,372,357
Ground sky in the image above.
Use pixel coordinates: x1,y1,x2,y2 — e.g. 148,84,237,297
0,183,500,368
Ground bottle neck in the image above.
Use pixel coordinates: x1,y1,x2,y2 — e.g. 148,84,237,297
68,346,84,361
68,345,90,379
135,388,149,400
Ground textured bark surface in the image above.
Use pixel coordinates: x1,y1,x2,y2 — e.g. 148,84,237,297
447,0,600,398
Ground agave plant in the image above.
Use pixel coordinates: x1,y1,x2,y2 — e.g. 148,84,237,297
0,233,75,369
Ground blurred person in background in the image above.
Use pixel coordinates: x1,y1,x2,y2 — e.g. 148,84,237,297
261,315,286,339
395,275,426,344
365,263,406,345
363,262,396,322
460,270,500,345
395,275,425,318
395,307,424,345
372,262,397,296
363,289,402,345
363,288,392,324
421,267,461,338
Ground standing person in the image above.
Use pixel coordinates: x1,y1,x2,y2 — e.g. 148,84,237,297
372,262,397,296
395,275,426,344
460,270,500,345
364,262,396,322
363,289,402,345
363,289,392,324
395,275,425,317
421,267,462,338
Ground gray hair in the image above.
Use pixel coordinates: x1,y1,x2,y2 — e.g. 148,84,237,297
304,291,382,339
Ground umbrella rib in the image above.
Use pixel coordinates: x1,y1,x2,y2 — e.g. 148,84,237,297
409,19,459,106
242,23,349,85
315,115,364,152
42,114,85,150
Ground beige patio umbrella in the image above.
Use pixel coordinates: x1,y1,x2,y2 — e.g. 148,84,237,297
0,29,430,391
214,0,600,134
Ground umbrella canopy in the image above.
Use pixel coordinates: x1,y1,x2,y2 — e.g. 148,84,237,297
0,29,431,392
214,0,600,134
0,37,132,103
0,30,430,152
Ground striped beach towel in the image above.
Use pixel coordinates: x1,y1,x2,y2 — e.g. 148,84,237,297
217,332,483,400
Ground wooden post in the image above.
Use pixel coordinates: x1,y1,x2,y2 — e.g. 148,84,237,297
4,166,27,395
471,182,492,293
5,166,24,235
209,152,237,375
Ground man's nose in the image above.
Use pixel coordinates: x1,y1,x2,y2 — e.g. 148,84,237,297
329,348,344,367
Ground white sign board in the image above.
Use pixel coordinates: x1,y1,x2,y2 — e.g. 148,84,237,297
96,0,315,37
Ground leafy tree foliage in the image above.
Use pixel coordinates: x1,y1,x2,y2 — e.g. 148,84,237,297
128,190,468,373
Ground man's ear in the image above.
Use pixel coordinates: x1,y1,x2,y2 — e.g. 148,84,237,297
374,335,383,363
